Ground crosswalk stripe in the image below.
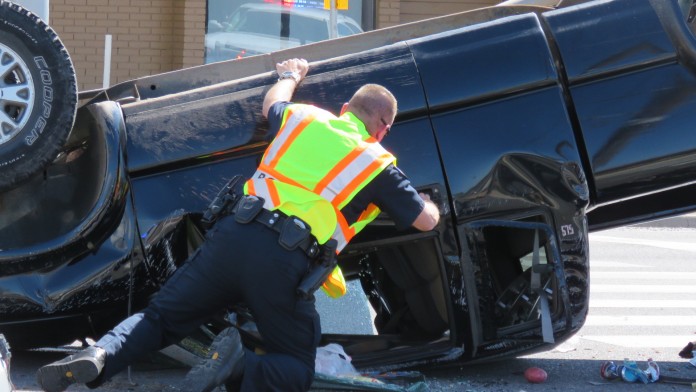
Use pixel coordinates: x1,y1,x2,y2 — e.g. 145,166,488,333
590,271,696,280
590,235,696,252
591,284,696,293
580,335,694,348
590,299,696,308
589,260,649,268
578,230,696,350
584,315,696,326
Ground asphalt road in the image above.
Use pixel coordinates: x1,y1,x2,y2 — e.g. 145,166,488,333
8,218,696,391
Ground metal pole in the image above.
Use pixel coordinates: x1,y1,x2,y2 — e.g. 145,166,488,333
329,0,337,39
103,35,112,89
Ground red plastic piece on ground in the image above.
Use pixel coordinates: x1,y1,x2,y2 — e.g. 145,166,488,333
524,367,548,383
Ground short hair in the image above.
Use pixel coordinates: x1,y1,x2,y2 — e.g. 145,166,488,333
347,84,397,132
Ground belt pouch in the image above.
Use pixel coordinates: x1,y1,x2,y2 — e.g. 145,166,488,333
278,217,311,251
234,196,264,224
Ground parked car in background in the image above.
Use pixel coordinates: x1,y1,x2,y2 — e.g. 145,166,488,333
205,3,363,63
1,0,696,374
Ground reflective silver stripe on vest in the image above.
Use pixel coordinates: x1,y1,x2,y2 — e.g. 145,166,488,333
319,142,391,205
332,227,349,252
262,105,329,166
248,172,277,211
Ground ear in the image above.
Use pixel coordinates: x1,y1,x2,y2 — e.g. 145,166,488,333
375,127,387,142
339,103,349,115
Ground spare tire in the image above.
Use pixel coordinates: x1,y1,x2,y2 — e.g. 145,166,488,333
0,1,77,190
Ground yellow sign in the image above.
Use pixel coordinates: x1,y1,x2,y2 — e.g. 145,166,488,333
324,0,348,10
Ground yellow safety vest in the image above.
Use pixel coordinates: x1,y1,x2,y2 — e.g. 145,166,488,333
244,104,396,297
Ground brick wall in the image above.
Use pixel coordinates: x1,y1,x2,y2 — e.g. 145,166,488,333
379,0,500,28
48,0,498,91
400,0,500,24
179,0,207,69
377,0,401,28
50,0,206,91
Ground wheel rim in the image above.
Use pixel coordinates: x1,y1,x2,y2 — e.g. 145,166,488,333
0,42,35,145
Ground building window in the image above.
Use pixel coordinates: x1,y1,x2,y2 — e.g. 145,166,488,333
205,0,370,64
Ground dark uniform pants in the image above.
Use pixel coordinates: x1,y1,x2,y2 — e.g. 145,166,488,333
92,214,320,391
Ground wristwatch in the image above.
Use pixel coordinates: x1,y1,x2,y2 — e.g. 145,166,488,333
278,71,301,84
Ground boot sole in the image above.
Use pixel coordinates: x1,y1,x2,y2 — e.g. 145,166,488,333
184,327,244,392
37,357,101,392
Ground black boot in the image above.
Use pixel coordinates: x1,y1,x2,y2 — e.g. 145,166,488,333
184,327,245,392
36,346,106,392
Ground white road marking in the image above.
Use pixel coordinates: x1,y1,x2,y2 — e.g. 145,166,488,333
584,315,696,326
590,235,696,252
590,299,696,308
590,271,696,280
589,260,650,268
568,228,696,350
591,284,696,293
580,335,695,348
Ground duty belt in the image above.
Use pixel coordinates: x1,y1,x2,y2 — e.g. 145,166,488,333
233,196,321,259
251,208,321,259
200,179,321,259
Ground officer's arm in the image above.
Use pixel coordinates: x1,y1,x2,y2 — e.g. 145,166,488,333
262,58,309,118
411,193,440,231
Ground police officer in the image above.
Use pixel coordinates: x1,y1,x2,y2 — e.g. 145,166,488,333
36,58,440,392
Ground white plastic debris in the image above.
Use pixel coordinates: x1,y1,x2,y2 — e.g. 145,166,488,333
315,343,359,376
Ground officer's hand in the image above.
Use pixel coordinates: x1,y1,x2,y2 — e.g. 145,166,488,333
276,58,309,81
412,192,440,231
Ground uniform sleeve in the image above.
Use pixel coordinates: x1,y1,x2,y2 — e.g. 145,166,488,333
266,101,291,141
370,164,425,230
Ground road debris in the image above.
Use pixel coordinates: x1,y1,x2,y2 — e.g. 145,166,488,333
313,343,429,391
523,367,547,383
600,358,659,384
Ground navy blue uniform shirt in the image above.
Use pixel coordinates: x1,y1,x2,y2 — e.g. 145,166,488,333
267,102,424,230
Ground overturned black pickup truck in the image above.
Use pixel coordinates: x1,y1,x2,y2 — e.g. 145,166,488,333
0,0,695,371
